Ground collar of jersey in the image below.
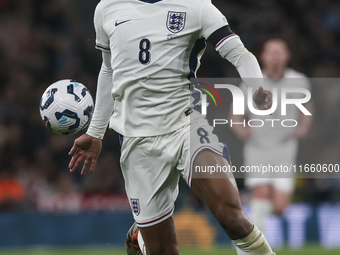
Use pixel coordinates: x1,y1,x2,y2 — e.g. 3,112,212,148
138,0,163,3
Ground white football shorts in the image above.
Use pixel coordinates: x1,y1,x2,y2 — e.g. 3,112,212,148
119,111,231,227
244,141,297,193
245,178,295,193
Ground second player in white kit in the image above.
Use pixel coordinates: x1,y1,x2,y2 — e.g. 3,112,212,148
231,39,313,235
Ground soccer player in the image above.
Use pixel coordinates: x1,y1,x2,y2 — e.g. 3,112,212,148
69,1,276,254
230,39,314,232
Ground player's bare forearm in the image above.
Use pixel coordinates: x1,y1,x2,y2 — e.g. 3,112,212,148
213,36,272,111
69,134,102,175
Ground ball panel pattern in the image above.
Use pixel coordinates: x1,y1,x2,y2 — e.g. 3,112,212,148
39,80,94,135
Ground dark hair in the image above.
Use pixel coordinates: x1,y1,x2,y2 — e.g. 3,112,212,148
261,37,293,53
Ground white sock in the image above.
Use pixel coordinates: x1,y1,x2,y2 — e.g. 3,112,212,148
250,199,272,232
137,230,147,255
233,225,275,255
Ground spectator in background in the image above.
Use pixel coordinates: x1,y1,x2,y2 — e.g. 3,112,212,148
0,168,25,211
36,172,82,213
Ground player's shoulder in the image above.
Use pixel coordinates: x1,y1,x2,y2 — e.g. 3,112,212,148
94,0,117,21
171,0,208,4
193,0,214,8
95,0,117,11
190,0,211,4
285,68,311,90
170,0,211,9
284,68,308,79
95,0,105,14
96,0,107,7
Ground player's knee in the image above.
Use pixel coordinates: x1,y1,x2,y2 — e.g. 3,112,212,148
147,244,178,255
273,204,286,216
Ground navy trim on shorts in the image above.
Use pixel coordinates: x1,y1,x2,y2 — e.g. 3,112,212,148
188,144,232,184
188,145,223,184
119,134,124,147
222,143,231,162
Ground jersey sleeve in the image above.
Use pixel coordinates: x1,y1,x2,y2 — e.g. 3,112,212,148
199,0,229,39
94,2,110,52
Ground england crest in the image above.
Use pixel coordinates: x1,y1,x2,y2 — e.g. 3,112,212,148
167,11,186,33
130,198,140,216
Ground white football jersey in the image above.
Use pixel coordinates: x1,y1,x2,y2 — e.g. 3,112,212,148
240,68,311,148
94,0,228,137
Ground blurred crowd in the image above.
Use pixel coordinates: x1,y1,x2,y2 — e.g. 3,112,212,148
0,0,339,212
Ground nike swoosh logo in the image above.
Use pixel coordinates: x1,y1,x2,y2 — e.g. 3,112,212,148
115,20,131,26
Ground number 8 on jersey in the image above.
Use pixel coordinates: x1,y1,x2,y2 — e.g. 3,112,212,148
139,38,151,65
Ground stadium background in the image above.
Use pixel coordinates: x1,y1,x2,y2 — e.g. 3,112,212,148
0,0,340,253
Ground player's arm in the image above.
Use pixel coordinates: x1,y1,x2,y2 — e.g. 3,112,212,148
197,0,271,110
295,101,314,139
87,1,113,139
69,52,113,175
69,2,113,175
86,51,114,139
208,27,271,110
208,26,262,80
229,112,251,141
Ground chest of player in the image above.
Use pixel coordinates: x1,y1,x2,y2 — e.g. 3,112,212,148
102,3,200,53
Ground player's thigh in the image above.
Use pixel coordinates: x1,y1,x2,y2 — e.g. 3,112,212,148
251,184,273,199
191,150,238,207
139,217,178,255
120,135,180,227
177,112,252,237
243,145,274,195
179,112,239,211
177,111,232,186
272,190,291,215
272,178,294,214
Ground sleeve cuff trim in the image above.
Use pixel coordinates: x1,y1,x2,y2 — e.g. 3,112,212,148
95,44,110,52
215,34,238,51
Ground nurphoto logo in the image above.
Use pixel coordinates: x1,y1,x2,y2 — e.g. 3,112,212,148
196,79,312,129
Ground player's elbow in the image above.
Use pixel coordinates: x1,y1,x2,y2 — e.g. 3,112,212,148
235,51,257,68
100,64,113,75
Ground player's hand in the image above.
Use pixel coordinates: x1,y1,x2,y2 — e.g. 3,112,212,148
253,86,272,110
68,134,102,176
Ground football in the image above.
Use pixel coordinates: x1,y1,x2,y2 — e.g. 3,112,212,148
39,79,94,135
